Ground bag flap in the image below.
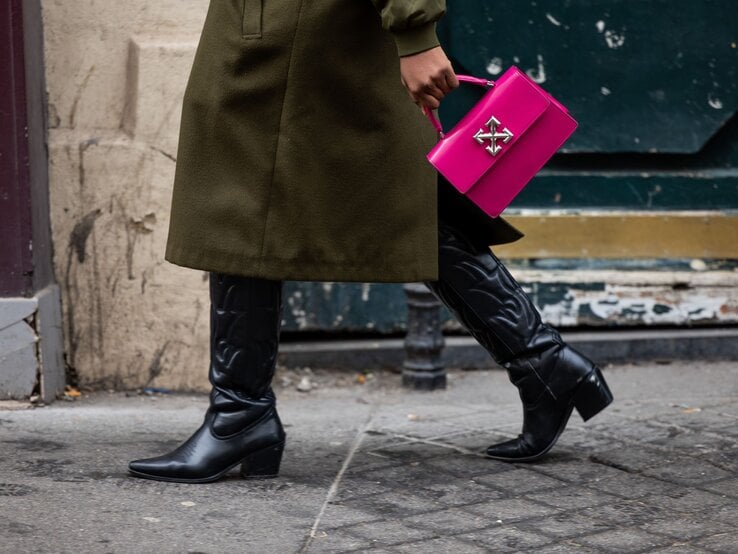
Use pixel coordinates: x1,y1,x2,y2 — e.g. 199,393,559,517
441,68,551,193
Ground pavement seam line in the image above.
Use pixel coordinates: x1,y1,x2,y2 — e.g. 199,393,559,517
376,431,491,457
299,409,376,553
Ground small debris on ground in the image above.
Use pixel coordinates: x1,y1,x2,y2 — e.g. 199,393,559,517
297,376,313,392
672,403,702,414
356,371,375,385
273,367,417,394
63,386,82,400
143,387,173,395
29,394,43,406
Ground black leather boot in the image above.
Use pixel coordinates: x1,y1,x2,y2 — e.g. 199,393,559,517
128,273,286,483
426,221,613,462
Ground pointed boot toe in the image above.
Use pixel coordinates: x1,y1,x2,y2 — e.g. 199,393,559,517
128,443,196,481
485,432,560,463
485,438,529,461
129,458,160,475
128,443,202,483
128,456,176,480
127,458,149,474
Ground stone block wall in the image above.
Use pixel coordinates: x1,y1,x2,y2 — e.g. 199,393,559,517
44,0,212,390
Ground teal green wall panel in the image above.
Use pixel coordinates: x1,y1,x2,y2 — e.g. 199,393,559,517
513,172,738,210
282,283,408,334
439,0,738,154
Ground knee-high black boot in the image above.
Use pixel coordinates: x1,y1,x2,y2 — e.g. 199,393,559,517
426,221,613,462
128,273,286,483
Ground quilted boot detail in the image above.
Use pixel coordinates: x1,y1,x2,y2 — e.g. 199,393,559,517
426,222,613,462
128,273,286,482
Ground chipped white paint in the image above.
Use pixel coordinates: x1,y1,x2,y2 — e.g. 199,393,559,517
486,57,503,75
510,267,738,288
361,283,371,303
533,272,738,328
526,54,547,84
708,94,724,110
587,289,732,325
604,29,626,49
537,297,578,327
600,86,611,96
287,292,309,330
595,20,626,49
545,13,562,27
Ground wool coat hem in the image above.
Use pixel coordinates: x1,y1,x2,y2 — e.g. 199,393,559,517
164,241,439,284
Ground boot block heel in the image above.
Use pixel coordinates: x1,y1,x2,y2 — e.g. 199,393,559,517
240,442,284,479
573,367,614,422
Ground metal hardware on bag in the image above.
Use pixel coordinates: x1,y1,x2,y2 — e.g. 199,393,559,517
473,116,514,156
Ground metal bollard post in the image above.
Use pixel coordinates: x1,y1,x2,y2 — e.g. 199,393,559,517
402,283,446,390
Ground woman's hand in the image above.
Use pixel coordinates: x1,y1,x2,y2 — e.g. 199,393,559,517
399,46,459,110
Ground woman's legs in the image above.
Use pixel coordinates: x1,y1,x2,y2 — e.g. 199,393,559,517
128,273,286,482
426,220,613,461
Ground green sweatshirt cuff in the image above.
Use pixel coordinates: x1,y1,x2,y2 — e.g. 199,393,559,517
392,22,440,57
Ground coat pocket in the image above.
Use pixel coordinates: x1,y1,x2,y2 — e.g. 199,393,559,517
242,0,263,39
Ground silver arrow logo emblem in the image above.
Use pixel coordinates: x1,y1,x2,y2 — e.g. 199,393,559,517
473,116,514,156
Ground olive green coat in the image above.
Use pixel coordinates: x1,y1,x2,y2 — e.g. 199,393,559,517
166,0,520,283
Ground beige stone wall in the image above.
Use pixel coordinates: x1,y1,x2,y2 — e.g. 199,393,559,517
43,0,212,390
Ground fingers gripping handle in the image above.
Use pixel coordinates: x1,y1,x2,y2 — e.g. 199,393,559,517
423,75,494,139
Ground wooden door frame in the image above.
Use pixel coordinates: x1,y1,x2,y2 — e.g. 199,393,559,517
0,0,65,401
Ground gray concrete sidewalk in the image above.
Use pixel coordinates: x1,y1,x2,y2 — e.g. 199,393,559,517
1,362,736,554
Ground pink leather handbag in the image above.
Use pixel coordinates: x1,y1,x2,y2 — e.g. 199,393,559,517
425,66,577,218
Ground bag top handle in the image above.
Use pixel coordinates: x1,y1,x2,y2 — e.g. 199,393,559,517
423,75,494,138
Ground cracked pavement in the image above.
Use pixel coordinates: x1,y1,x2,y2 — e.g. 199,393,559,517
0,361,736,553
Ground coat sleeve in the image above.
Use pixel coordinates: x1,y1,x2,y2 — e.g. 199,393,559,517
369,0,446,57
